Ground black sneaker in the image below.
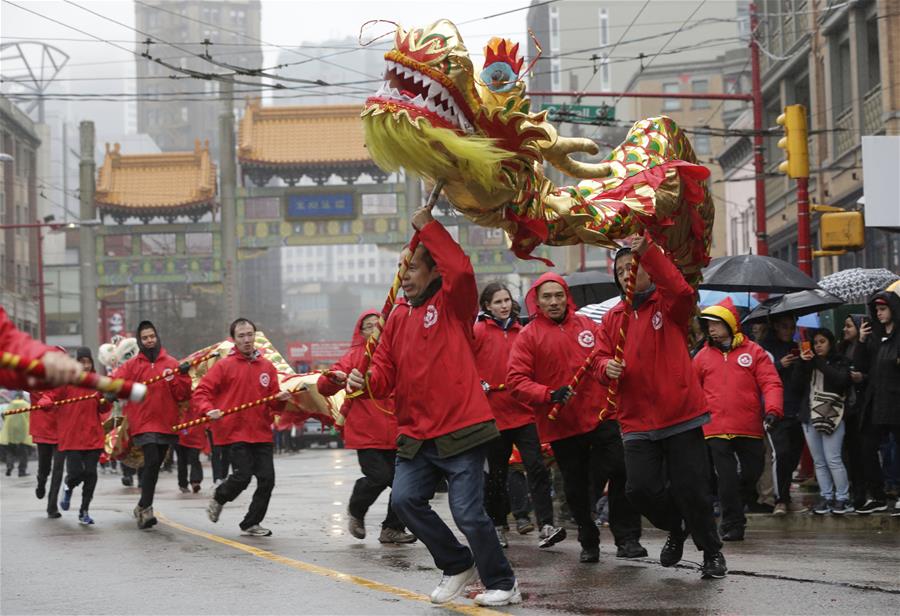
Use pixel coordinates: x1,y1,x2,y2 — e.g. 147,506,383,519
35,483,46,499
856,499,887,514
579,547,600,563
121,475,133,487
616,540,648,558
47,510,61,519
812,499,833,515
721,527,744,542
660,529,687,567
701,551,727,579
515,517,535,535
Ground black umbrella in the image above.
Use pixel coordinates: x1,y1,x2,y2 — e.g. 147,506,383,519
563,270,618,309
742,288,845,324
699,255,819,293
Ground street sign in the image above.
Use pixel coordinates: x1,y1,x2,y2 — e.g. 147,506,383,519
539,103,615,125
287,340,351,362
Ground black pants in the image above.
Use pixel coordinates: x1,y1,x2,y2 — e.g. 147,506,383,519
138,443,169,508
769,416,804,503
175,444,203,488
708,437,764,533
508,469,532,519
65,449,101,513
214,442,275,530
860,421,900,501
348,448,404,531
5,443,29,474
209,430,231,483
37,442,65,514
485,422,555,528
551,421,642,549
624,427,722,554
843,414,867,506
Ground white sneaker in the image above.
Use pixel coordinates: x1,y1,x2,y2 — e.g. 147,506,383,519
893,501,900,517
474,581,522,607
430,565,476,604
241,524,272,537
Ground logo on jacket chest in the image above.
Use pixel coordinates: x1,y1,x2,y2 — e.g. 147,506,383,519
577,330,595,348
259,372,271,388
424,305,438,329
737,353,753,367
652,311,663,330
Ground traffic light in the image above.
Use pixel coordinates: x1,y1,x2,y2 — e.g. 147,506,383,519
776,104,809,178
818,210,865,251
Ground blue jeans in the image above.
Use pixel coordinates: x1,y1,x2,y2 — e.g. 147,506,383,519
802,422,849,501
391,442,515,591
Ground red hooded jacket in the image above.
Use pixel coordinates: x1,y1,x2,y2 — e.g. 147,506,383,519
366,220,495,441
473,315,536,431
593,244,708,434
114,348,191,436
38,385,105,451
192,349,284,446
317,310,398,450
693,298,784,438
0,306,55,390
507,273,603,443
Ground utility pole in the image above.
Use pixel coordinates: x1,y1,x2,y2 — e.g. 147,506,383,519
219,80,239,329
749,2,768,256
78,121,99,350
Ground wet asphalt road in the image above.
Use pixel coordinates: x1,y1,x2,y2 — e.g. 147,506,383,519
2,447,898,615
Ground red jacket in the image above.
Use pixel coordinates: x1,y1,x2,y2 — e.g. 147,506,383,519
114,348,191,437
318,310,398,450
29,389,58,444
192,349,284,446
593,245,708,434
693,299,784,438
0,306,54,390
366,221,495,441
38,385,105,451
508,273,603,443
473,316,535,431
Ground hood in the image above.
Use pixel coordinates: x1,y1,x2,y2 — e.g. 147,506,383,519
352,310,381,347
136,320,161,362
867,287,900,337
75,346,95,372
700,297,745,350
525,272,578,320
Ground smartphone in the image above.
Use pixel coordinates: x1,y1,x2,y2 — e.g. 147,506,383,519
800,340,811,353
789,348,801,357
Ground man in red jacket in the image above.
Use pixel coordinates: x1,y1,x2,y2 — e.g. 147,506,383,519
474,282,564,548
508,272,644,563
595,235,725,579
196,318,291,537
114,320,192,529
40,347,106,525
0,306,82,390
317,310,415,545
347,208,519,607
694,299,783,541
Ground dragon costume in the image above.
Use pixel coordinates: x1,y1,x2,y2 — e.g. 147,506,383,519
361,20,714,285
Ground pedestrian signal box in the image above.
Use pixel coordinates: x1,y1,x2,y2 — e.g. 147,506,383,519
819,211,865,250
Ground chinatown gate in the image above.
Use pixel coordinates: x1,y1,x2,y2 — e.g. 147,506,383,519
93,102,551,356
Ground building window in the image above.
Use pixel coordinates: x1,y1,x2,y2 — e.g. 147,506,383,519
693,133,711,156
834,37,852,114
181,106,189,122
691,79,710,109
550,6,561,92
865,18,881,92
662,82,681,111
186,233,213,255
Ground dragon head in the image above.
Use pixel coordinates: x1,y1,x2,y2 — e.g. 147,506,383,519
362,21,713,282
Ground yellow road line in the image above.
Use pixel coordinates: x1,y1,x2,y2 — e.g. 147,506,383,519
157,513,508,616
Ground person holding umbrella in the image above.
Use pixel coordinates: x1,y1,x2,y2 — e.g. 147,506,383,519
854,288,900,515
